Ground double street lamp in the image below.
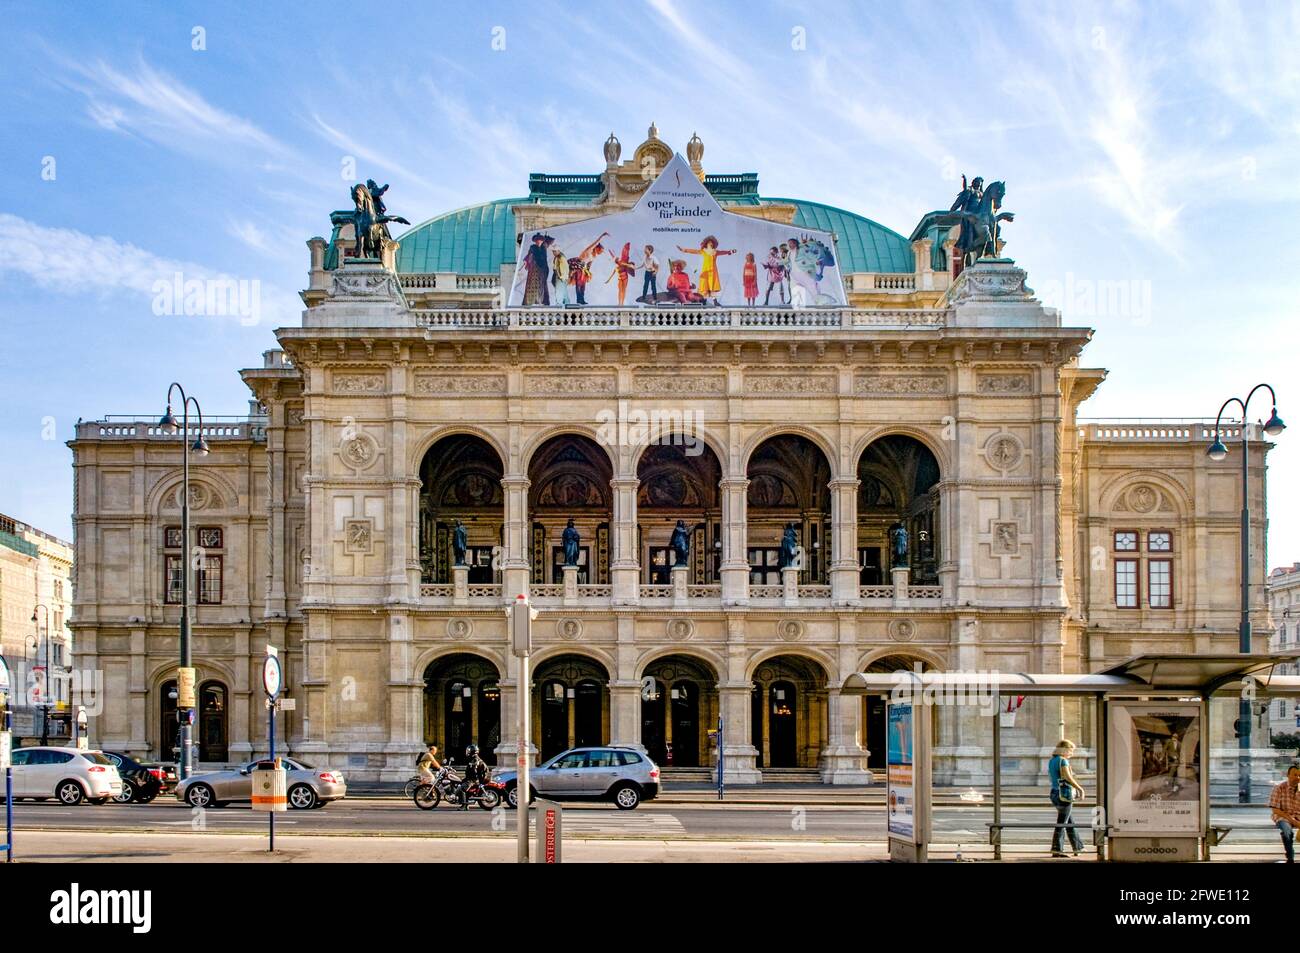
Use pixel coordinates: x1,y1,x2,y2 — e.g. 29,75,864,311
1207,383,1285,804
159,383,209,780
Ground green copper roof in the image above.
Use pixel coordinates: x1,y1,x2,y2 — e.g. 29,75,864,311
394,194,913,276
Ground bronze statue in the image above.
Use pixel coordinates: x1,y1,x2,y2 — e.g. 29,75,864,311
451,519,468,567
346,180,410,260
778,522,799,569
948,175,1014,266
562,518,581,567
670,519,690,568
889,521,909,568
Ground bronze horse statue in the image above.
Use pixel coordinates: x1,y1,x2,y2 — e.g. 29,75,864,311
952,180,1014,265
342,182,409,260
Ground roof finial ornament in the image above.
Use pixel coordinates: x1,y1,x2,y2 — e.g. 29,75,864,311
604,132,621,164
647,120,660,140
687,131,704,165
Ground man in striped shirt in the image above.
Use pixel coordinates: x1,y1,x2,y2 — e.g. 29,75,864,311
1269,763,1300,863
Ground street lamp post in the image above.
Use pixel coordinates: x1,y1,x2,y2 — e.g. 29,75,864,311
1207,384,1285,804
159,384,210,781
30,605,50,746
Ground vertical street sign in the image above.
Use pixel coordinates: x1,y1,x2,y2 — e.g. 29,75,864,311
510,595,533,863
259,646,285,852
0,653,12,863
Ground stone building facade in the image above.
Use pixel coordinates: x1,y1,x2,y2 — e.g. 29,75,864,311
69,128,1275,782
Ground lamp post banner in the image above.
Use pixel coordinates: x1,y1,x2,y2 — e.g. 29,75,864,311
176,667,196,709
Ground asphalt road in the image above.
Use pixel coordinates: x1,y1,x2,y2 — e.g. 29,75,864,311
4,796,1286,850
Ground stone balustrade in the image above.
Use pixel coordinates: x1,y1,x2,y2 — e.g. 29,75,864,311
412,306,950,331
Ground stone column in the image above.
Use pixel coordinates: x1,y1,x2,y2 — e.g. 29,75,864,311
608,681,641,748
829,477,860,604
819,688,872,784
719,477,749,604
610,477,640,604
562,565,579,605
891,566,911,605
451,564,469,604
782,566,800,606
500,476,531,597
718,683,762,784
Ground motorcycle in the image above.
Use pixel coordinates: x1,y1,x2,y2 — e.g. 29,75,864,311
447,776,501,811
412,764,462,810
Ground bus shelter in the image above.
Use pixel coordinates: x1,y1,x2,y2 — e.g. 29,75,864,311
843,653,1300,862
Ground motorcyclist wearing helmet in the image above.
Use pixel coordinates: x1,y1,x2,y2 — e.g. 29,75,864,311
456,744,489,811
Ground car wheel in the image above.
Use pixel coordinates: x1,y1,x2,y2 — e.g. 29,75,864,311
56,781,85,805
185,783,215,809
288,784,318,810
139,792,157,804
506,785,536,809
113,784,137,804
89,797,109,806
612,783,641,810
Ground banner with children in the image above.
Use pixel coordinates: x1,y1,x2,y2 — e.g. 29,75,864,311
508,153,846,310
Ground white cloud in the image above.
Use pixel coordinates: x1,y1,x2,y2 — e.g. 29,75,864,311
0,213,298,327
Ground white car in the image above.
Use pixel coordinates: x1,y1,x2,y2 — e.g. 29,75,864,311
1,746,125,805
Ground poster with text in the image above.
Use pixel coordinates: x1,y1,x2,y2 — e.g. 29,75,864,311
887,701,915,840
508,153,846,310
1107,700,1202,835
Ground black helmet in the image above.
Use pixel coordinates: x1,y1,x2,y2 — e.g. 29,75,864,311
466,744,479,757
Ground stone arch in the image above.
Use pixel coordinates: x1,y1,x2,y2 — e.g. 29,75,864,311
739,424,837,475
411,644,508,685
744,644,838,688
634,645,724,681
854,645,947,676
629,425,729,474
409,425,508,476
851,426,950,480
520,425,619,476
146,469,241,513
527,643,617,676
1097,469,1192,516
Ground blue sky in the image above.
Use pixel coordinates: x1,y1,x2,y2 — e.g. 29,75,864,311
0,0,1297,564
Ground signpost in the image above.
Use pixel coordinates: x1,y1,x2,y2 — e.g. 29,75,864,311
0,653,12,863
535,799,563,863
74,707,87,751
255,646,286,852
510,595,534,863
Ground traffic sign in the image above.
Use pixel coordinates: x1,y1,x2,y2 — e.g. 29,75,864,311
262,654,282,699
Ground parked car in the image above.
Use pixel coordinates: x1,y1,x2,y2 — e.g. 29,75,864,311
174,758,346,810
495,746,659,810
103,751,163,804
0,746,124,805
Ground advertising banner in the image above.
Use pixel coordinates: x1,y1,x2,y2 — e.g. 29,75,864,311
887,701,915,841
508,153,845,310
1108,700,1202,835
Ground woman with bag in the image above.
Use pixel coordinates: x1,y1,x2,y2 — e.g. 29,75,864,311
1048,739,1085,857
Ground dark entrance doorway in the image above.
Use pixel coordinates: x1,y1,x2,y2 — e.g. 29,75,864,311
532,654,609,760
767,681,797,767
423,653,501,765
640,655,718,767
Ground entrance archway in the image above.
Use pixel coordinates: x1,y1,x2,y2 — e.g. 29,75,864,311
746,435,832,584
857,435,941,585
750,655,828,769
640,655,718,767
423,653,501,765
527,435,614,585
636,441,722,584
532,654,609,760
419,434,505,584
160,678,228,763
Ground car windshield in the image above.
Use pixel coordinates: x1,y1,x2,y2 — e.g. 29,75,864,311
81,752,114,766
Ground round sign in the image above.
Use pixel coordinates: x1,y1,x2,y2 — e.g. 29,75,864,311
262,655,282,699
0,653,9,693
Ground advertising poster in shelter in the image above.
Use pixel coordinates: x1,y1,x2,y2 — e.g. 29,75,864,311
1107,700,1202,835
508,153,846,310
887,701,915,841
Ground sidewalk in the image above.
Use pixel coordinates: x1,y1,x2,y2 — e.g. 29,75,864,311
9,830,1288,863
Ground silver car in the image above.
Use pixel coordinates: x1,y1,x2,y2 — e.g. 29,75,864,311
495,746,660,810
174,757,346,810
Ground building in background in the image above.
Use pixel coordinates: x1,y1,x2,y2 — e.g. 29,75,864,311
69,127,1277,783
1267,563,1300,741
0,512,74,741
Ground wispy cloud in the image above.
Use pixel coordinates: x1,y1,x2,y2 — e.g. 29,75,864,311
61,56,288,157
0,213,298,326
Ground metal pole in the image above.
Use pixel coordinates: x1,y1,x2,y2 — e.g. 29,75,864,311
717,713,724,801
36,610,49,747
517,652,530,864
1238,421,1252,803
3,701,12,863
180,397,193,782
992,691,1001,861
269,699,275,853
